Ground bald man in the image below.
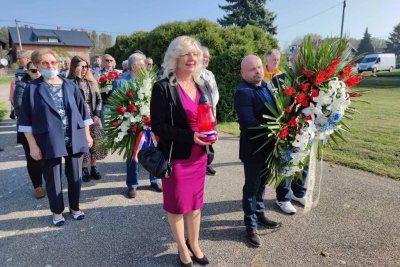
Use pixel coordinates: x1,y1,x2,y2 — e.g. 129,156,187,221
234,55,281,247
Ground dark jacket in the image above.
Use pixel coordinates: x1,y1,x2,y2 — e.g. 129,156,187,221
150,77,212,160
234,80,276,163
18,76,92,159
74,78,102,117
13,75,30,117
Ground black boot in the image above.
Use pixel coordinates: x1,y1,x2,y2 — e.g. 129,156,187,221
91,166,102,180
82,167,91,182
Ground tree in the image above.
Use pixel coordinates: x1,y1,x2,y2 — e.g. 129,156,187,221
386,22,400,58
357,28,374,55
106,19,278,122
218,0,277,35
0,26,9,45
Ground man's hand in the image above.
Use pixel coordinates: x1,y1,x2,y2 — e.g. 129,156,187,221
194,132,211,146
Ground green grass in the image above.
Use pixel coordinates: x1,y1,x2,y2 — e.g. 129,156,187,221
219,71,400,180
0,101,8,121
0,76,13,85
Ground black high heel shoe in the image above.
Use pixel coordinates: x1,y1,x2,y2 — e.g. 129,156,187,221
178,252,193,267
186,239,209,265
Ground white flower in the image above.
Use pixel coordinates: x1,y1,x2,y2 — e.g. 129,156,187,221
143,78,152,91
140,105,150,116
292,132,309,150
314,90,332,107
290,150,309,165
302,103,323,122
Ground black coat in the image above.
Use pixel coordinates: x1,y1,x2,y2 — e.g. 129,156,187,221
150,77,212,160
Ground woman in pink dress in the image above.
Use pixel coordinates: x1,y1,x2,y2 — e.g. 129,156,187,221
151,36,215,267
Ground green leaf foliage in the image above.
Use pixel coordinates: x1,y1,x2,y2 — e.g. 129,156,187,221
106,19,279,122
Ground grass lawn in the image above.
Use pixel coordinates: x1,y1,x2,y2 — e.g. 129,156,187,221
0,76,13,86
219,71,400,180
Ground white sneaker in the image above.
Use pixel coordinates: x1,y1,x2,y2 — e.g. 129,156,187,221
275,200,297,214
292,195,306,206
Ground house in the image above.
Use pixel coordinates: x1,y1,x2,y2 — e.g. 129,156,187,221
8,26,93,63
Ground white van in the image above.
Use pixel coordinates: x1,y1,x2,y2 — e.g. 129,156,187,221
357,53,396,73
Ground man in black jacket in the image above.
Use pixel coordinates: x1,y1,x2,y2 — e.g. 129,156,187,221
234,55,281,247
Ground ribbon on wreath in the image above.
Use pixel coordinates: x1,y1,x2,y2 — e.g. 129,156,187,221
303,138,323,213
132,128,158,162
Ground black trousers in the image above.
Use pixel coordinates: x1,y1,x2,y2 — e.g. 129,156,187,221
20,133,43,189
42,149,83,214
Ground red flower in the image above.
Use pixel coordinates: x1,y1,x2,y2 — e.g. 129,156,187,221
300,68,314,78
117,106,126,115
128,103,136,113
143,116,151,126
284,87,296,96
280,127,289,139
99,76,106,84
107,72,114,80
300,83,310,92
288,117,297,127
340,66,352,80
301,99,309,107
284,106,293,113
112,121,119,128
345,75,362,87
348,92,363,97
314,71,329,85
326,58,340,76
126,90,133,98
311,89,319,98
295,92,307,104
130,125,137,133
306,115,312,121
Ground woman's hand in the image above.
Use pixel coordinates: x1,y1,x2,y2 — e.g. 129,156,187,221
87,135,93,148
93,116,102,127
30,144,43,161
194,132,211,146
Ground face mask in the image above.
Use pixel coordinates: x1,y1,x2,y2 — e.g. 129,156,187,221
41,69,59,78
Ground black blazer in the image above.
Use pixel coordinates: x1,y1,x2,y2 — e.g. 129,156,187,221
234,80,276,163
150,77,212,160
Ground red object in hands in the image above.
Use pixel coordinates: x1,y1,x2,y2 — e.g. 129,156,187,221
197,94,217,143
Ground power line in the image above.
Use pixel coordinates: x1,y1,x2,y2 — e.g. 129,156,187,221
280,2,342,31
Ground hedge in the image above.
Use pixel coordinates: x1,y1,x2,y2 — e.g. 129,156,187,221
106,19,279,122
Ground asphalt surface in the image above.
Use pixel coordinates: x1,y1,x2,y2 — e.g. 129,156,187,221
0,84,399,267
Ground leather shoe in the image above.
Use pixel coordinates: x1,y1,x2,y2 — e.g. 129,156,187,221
206,165,216,176
90,166,102,180
82,167,90,182
186,239,209,265
128,188,137,198
150,183,162,192
178,252,193,267
257,215,282,229
246,229,261,247
34,186,45,199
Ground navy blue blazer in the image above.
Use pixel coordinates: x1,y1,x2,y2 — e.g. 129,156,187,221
18,76,93,160
234,80,276,164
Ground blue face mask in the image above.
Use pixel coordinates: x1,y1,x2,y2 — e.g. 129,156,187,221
41,69,59,78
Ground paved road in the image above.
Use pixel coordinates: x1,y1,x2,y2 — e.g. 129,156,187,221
0,84,399,267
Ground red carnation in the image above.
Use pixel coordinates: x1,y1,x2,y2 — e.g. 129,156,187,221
280,127,289,139
345,75,362,87
300,83,310,92
112,121,119,128
284,106,293,113
284,87,296,96
288,117,297,127
130,125,137,133
128,103,136,113
117,106,126,115
126,90,133,98
311,89,319,98
143,116,151,126
99,76,106,84
295,92,307,104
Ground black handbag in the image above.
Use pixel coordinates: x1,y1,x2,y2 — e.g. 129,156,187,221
138,102,173,179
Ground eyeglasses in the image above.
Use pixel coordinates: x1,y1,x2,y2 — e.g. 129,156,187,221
29,69,38,73
105,59,113,62
40,60,58,68
81,65,89,69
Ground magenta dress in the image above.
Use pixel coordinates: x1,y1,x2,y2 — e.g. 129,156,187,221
161,84,207,214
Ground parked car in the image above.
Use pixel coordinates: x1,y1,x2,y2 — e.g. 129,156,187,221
396,63,400,69
358,53,396,73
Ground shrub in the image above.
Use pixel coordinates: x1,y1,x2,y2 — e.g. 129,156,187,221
0,101,7,121
106,19,279,122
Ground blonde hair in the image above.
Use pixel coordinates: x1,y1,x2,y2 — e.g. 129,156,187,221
68,56,100,92
31,48,60,67
161,36,203,85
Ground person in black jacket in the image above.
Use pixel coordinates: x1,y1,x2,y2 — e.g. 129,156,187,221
68,56,107,182
13,61,45,199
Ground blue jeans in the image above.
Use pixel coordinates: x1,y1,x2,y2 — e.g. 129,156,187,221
242,161,268,230
276,167,308,202
126,160,160,189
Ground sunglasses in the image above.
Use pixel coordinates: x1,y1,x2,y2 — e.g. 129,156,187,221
105,59,113,62
40,60,58,68
80,65,89,69
29,69,38,73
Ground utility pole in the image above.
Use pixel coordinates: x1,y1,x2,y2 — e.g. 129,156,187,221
15,19,23,50
340,0,346,38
